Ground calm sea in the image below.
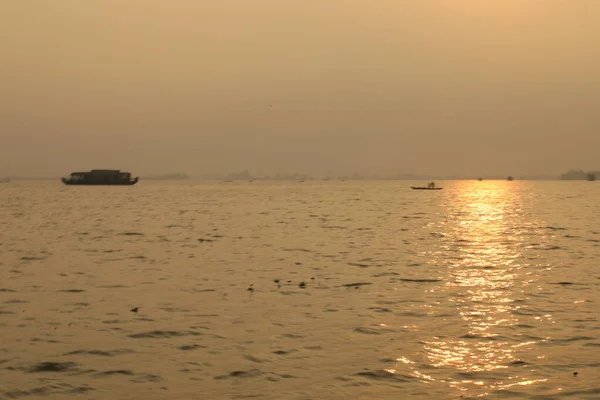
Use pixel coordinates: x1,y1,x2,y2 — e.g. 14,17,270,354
1,180,599,399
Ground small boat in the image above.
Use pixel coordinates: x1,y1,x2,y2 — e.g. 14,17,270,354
411,181,442,190
411,186,443,190
61,169,139,185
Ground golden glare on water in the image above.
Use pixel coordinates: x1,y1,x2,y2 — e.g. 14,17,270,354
400,181,551,395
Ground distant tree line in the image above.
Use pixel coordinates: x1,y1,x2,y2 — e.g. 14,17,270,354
559,169,599,180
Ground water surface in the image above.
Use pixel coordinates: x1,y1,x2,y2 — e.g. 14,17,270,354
0,180,599,399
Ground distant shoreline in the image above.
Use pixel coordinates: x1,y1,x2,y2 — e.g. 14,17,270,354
3,170,597,182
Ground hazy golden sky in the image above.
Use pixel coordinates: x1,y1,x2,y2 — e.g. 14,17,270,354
1,0,599,177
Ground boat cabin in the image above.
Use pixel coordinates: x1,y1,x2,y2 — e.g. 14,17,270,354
69,170,131,183
62,169,139,185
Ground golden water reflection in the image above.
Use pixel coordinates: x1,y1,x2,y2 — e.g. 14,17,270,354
402,181,549,396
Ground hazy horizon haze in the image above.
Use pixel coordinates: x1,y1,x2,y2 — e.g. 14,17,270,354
2,1,600,177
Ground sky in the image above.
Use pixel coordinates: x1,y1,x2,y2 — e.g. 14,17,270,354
1,0,600,178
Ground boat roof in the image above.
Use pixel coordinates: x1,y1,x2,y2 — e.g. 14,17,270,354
71,169,124,175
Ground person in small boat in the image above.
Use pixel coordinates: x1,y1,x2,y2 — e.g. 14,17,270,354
427,182,435,189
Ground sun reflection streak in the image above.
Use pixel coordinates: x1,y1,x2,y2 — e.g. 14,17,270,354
433,183,525,371
397,181,548,396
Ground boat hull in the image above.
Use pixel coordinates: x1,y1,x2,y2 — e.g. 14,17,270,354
411,187,443,190
62,178,139,185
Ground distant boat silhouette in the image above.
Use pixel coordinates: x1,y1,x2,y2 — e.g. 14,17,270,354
588,173,596,181
61,170,138,185
507,176,514,181
412,182,442,190
411,186,443,190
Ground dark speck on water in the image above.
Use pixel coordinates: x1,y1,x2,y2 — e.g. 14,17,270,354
28,362,78,373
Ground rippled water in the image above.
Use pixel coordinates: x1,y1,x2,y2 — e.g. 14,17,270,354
1,180,599,399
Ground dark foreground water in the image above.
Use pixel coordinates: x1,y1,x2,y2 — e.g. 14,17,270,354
0,180,599,399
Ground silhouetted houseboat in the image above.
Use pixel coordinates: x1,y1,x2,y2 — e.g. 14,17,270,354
61,170,139,185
